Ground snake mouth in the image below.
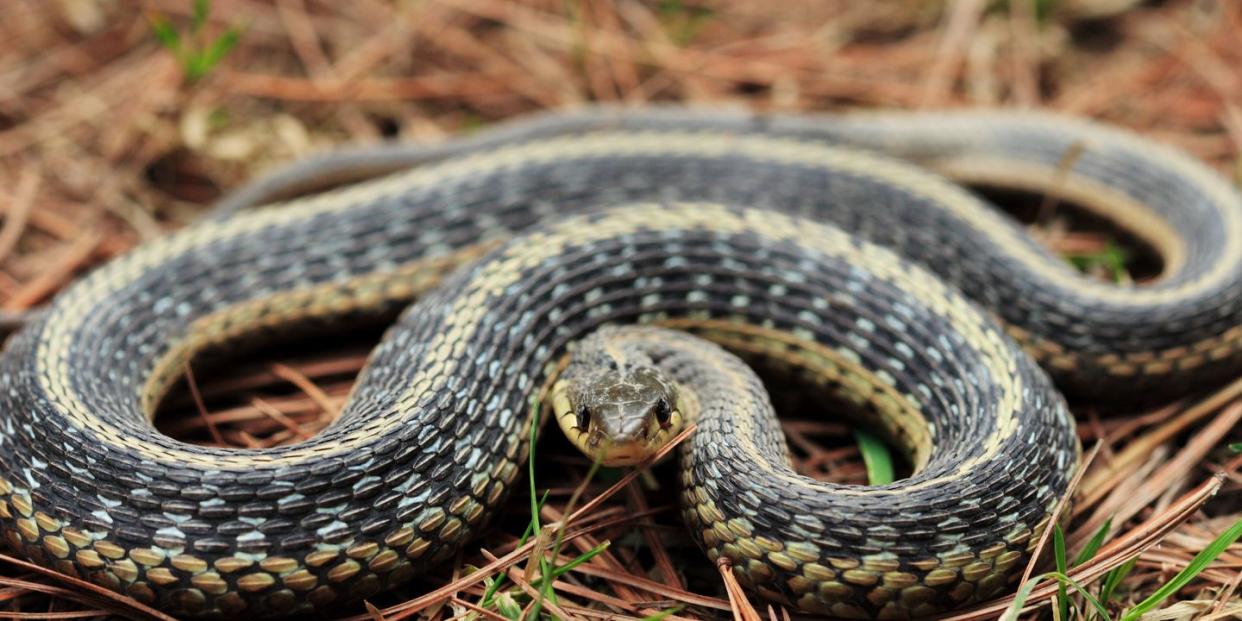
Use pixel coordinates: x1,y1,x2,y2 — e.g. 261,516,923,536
586,439,658,467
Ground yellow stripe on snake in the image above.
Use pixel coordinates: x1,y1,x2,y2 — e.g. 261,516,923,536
0,108,1239,619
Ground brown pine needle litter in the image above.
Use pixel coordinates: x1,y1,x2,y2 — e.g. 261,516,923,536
1,0,1241,619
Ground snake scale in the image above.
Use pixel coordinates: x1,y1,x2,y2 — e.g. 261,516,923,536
0,108,1239,619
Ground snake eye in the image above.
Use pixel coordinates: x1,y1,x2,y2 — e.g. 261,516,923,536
575,404,592,432
654,398,672,428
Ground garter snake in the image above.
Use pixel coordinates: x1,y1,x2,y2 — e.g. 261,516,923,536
0,108,1239,619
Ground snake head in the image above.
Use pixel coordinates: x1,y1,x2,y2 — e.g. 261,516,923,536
550,335,685,466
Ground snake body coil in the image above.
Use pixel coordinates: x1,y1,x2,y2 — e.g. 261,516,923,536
0,109,1239,618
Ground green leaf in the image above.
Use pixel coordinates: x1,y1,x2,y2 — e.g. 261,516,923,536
525,415,605,621
494,592,522,620
479,490,550,608
148,16,181,53
521,490,550,546
656,0,715,44
195,27,240,76
854,428,894,485
1101,556,1137,603
192,0,210,31
1229,442,1241,453
1064,239,1130,283
641,605,685,621
1074,517,1112,566
527,540,610,586
1055,572,1113,620
1053,525,1070,620
1034,0,1059,23
526,402,543,537
148,5,241,83
491,401,553,618
1119,518,1242,621
532,457,604,618
999,572,1051,621
551,540,609,578
1001,571,1111,621
657,0,684,14
520,401,545,619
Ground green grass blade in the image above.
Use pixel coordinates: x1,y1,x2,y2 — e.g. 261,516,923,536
1074,517,1112,566
148,4,239,82
1001,570,1112,621
1064,240,1131,283
1033,0,1058,23
530,439,604,620
522,490,551,545
479,489,550,608
148,17,181,53
551,540,610,578
523,400,548,620
1053,525,1070,620
1000,572,1049,621
641,605,685,621
523,540,610,587
1119,518,1242,621
1101,556,1137,603
494,543,611,611
526,402,543,536
478,577,507,612
853,429,894,485
1055,572,1113,620
494,592,522,620
1102,242,1130,282
196,28,240,76
192,0,210,30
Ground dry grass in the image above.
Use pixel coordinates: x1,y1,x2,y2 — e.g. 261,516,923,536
0,0,1239,619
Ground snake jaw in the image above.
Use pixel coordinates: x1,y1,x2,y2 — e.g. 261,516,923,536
588,437,658,467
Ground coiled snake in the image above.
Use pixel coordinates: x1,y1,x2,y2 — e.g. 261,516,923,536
0,108,1240,618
